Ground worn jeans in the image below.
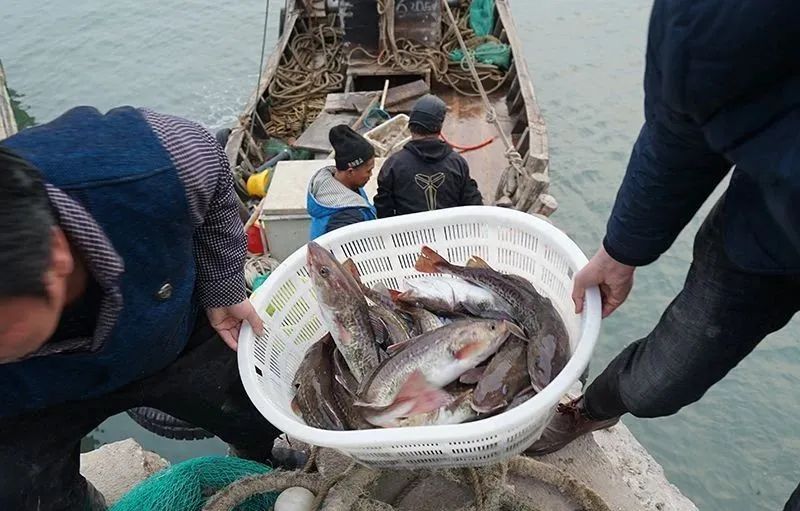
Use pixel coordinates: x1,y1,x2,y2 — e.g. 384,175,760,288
0,313,281,511
583,199,800,510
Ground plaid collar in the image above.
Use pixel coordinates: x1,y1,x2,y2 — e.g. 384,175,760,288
23,186,125,358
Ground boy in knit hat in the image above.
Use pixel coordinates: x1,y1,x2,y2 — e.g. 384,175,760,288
374,94,483,218
307,124,377,239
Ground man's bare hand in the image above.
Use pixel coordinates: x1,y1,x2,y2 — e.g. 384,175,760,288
206,300,265,351
573,245,635,318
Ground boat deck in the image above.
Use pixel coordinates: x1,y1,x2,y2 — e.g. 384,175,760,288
435,87,514,202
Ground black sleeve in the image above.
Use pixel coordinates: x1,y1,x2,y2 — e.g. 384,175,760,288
326,209,366,234
456,156,484,206
374,158,397,218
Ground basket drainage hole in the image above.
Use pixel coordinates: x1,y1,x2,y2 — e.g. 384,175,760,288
255,366,263,377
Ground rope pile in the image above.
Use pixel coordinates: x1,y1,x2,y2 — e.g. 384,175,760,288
349,0,509,97
263,20,345,139
200,451,613,511
264,1,510,140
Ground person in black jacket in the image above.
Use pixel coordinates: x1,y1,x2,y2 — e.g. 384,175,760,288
527,2,800,507
373,94,483,217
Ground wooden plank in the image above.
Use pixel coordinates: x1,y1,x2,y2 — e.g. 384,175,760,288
495,0,549,174
324,91,379,113
294,111,359,153
0,60,18,140
340,0,381,52
324,79,430,113
392,0,442,48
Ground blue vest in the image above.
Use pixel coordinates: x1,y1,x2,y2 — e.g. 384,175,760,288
0,106,197,417
307,187,377,240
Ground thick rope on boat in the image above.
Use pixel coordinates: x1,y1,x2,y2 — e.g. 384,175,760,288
263,19,345,139
201,455,612,511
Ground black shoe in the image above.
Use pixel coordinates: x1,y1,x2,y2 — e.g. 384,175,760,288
524,396,619,456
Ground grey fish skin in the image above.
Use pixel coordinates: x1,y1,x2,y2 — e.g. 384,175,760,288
417,246,569,392
405,306,445,334
307,242,379,383
369,305,413,346
356,319,514,411
293,335,348,430
397,276,515,320
472,337,529,413
331,349,374,430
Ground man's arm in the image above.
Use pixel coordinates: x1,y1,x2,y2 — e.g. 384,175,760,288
456,157,483,206
603,113,731,267
374,160,396,218
142,110,262,348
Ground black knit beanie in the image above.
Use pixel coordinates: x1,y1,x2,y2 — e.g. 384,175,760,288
329,125,375,171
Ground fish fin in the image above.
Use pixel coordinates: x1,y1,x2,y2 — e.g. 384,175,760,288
466,255,493,270
291,396,302,416
415,246,448,274
454,340,489,360
459,366,487,385
342,258,362,282
504,321,527,340
386,339,412,355
384,289,403,303
403,389,453,416
395,370,437,402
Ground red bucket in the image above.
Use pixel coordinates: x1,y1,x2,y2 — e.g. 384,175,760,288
246,224,265,254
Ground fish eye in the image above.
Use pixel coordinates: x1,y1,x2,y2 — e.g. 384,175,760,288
320,266,330,278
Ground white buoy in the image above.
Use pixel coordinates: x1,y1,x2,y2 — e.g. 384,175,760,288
274,486,316,511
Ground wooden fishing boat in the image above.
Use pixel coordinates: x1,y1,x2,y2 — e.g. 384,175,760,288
0,60,18,140
225,0,553,258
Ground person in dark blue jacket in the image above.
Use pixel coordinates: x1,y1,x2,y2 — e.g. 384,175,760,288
0,107,280,510
527,3,800,506
307,124,377,239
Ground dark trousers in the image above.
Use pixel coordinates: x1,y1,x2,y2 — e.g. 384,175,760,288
0,314,281,511
583,200,800,510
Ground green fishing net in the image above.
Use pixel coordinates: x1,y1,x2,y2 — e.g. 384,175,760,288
450,42,511,70
469,0,495,37
110,456,278,511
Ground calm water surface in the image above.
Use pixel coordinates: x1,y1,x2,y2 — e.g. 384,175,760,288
2,2,799,509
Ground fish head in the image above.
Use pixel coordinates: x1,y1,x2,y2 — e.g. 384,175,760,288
449,320,512,364
307,242,361,307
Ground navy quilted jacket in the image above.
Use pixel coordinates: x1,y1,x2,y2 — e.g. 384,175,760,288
604,0,800,273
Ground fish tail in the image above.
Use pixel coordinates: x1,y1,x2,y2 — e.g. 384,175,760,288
416,246,449,274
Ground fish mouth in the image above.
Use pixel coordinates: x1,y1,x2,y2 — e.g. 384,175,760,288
306,241,329,268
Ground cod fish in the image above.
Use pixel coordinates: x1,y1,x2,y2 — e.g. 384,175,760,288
307,242,379,382
342,259,416,343
355,319,520,420
466,255,570,390
368,389,478,428
331,348,374,430
291,334,347,430
396,276,514,320
472,337,530,413
416,246,569,392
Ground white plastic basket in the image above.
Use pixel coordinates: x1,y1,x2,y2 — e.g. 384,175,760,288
238,206,601,469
